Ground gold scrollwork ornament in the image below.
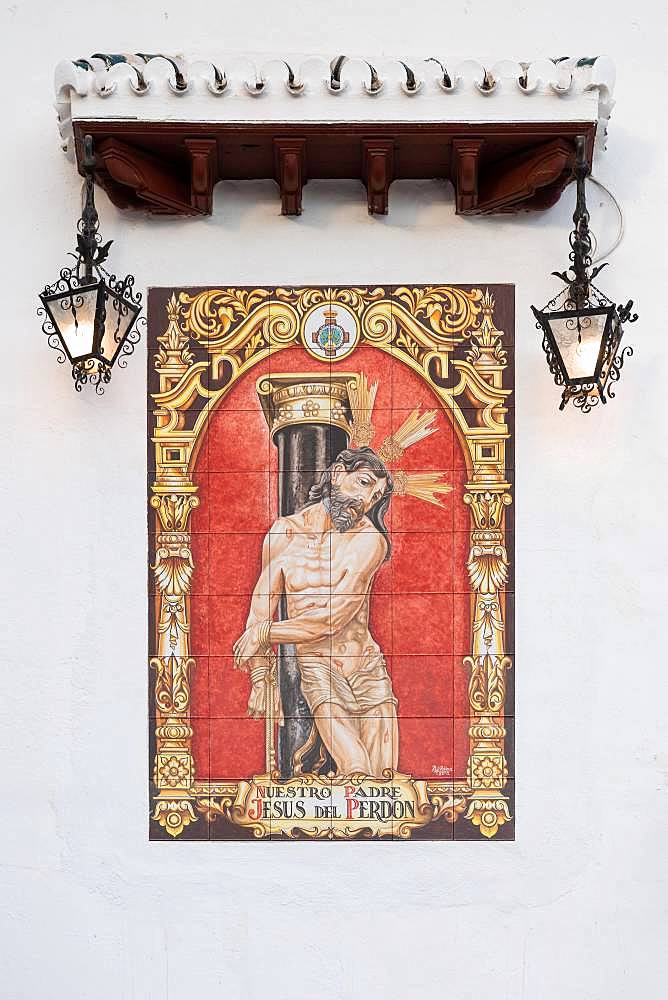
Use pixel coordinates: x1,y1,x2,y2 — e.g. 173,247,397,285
394,284,484,340
150,494,200,532
151,655,194,714
179,287,271,344
465,796,512,839
152,539,194,595
152,798,198,838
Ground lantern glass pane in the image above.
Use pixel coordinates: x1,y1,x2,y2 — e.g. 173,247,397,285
599,317,623,388
99,289,138,366
49,286,100,361
548,311,608,382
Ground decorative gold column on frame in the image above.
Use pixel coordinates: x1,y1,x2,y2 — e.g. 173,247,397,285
461,292,513,838
463,489,512,837
149,295,201,838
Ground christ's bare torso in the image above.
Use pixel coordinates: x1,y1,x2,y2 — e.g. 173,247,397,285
278,506,381,671
235,497,398,775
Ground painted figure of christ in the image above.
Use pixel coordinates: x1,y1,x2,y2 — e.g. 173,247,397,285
233,447,398,777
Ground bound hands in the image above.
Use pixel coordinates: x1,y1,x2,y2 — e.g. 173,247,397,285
233,623,263,667
245,659,281,721
233,621,280,721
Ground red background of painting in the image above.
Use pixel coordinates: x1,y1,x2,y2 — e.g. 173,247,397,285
188,345,471,779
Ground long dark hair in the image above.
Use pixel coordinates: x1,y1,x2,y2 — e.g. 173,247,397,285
306,447,394,560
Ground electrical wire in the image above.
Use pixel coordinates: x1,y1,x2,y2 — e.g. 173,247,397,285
588,175,625,265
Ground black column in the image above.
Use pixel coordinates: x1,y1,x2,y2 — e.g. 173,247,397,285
273,423,348,779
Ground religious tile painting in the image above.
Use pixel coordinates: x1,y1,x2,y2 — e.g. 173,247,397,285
147,284,515,841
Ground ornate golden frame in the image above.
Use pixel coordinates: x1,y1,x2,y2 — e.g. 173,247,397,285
149,285,513,840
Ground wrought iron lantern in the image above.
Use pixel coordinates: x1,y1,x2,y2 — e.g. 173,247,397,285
531,135,637,412
38,134,142,392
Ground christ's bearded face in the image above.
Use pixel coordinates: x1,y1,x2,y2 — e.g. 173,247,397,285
327,464,388,532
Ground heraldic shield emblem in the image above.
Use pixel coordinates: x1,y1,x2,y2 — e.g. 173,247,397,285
302,302,360,360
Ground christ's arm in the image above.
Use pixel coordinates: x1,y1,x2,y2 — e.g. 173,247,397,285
243,530,283,630
232,527,284,671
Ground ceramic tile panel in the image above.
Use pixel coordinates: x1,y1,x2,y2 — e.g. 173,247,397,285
147,282,514,841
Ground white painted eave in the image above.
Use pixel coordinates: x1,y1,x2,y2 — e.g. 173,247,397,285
54,53,616,155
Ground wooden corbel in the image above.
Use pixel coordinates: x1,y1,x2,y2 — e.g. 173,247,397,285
362,139,394,215
273,138,306,215
95,138,200,214
184,138,218,214
451,138,485,214
474,138,575,213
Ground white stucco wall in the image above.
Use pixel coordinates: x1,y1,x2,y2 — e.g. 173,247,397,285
2,2,666,998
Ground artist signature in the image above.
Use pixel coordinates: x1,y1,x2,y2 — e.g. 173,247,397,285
431,764,453,776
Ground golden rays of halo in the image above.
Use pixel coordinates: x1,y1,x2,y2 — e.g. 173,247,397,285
392,471,453,508
377,407,439,463
347,371,378,448
347,372,451,507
